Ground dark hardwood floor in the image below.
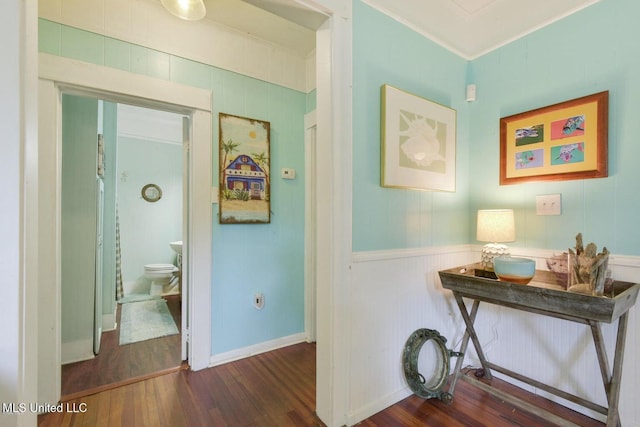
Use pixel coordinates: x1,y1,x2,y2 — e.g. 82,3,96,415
40,341,605,427
60,295,183,400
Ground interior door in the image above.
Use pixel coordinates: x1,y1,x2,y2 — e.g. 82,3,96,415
94,175,104,354
61,94,99,364
181,115,190,361
304,110,317,342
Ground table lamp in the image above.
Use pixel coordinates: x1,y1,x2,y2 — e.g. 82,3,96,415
477,209,515,270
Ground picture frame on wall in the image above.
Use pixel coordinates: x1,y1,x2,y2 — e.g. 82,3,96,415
500,91,608,185
219,113,271,224
381,84,457,192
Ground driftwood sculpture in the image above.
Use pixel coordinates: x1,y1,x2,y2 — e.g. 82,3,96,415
568,233,610,296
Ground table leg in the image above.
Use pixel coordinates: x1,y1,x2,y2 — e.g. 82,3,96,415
448,299,481,397
453,294,493,380
589,321,616,420
606,312,628,427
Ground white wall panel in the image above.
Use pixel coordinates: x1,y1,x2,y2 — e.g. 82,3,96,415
61,0,104,33
349,247,475,423
349,246,640,425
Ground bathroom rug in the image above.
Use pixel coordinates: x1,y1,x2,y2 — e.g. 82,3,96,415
119,299,179,345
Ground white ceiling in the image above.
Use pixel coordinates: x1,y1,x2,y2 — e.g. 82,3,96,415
204,0,600,59
365,0,600,58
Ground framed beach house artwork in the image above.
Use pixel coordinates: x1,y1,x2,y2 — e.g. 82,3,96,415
219,113,271,224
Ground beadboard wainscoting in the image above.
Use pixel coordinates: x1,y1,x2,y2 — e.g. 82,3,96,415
348,245,640,426
349,245,476,424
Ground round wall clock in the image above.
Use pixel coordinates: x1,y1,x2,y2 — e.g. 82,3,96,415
141,183,162,202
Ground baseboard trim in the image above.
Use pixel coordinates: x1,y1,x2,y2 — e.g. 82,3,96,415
348,386,412,426
208,332,307,367
102,305,118,332
61,339,94,365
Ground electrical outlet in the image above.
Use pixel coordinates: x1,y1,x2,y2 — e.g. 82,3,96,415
254,293,265,310
536,194,561,215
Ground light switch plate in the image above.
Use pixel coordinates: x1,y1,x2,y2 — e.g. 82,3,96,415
536,194,561,215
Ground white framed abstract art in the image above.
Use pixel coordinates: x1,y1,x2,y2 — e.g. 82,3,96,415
381,84,456,192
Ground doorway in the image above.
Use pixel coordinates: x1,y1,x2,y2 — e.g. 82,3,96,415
59,95,188,396
37,55,213,405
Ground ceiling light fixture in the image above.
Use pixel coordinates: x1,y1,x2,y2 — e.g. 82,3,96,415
160,0,207,21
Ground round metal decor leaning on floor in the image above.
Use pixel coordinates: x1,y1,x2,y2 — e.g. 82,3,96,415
402,328,460,403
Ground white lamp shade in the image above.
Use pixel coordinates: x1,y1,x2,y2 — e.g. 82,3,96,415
160,0,207,21
477,209,515,243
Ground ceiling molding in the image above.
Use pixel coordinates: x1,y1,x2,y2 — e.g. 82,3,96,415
361,0,601,59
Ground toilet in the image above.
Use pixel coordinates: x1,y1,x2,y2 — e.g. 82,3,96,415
144,263,179,295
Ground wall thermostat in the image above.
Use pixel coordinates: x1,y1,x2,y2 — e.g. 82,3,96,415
281,168,296,179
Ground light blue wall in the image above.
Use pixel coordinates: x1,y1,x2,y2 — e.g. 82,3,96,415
353,0,640,257
469,0,640,255
211,78,306,352
116,136,183,292
352,1,470,251
39,20,307,355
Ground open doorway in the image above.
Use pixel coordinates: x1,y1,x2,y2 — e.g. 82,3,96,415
37,55,213,406
58,96,188,397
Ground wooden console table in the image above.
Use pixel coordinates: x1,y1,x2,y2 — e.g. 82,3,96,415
438,263,639,427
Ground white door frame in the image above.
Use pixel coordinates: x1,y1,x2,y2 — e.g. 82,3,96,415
304,110,317,342
311,3,353,425
37,53,212,405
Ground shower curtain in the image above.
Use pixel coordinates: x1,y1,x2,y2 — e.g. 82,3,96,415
115,203,124,301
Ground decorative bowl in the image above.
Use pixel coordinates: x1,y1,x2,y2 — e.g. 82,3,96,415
493,257,536,285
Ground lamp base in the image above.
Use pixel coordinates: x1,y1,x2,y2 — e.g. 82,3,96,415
481,243,510,270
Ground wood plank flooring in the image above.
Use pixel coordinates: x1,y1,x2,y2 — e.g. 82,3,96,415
60,295,183,400
39,342,605,427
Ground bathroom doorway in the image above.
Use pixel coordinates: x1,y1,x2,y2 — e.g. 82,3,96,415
58,95,188,397
38,55,213,406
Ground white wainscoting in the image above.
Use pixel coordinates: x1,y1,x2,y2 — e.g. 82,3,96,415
348,245,640,426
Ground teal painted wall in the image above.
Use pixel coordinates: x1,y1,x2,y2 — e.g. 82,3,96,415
353,0,640,256
352,1,470,251
469,0,640,255
40,20,307,355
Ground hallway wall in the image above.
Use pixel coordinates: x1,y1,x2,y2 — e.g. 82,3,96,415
38,13,308,357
